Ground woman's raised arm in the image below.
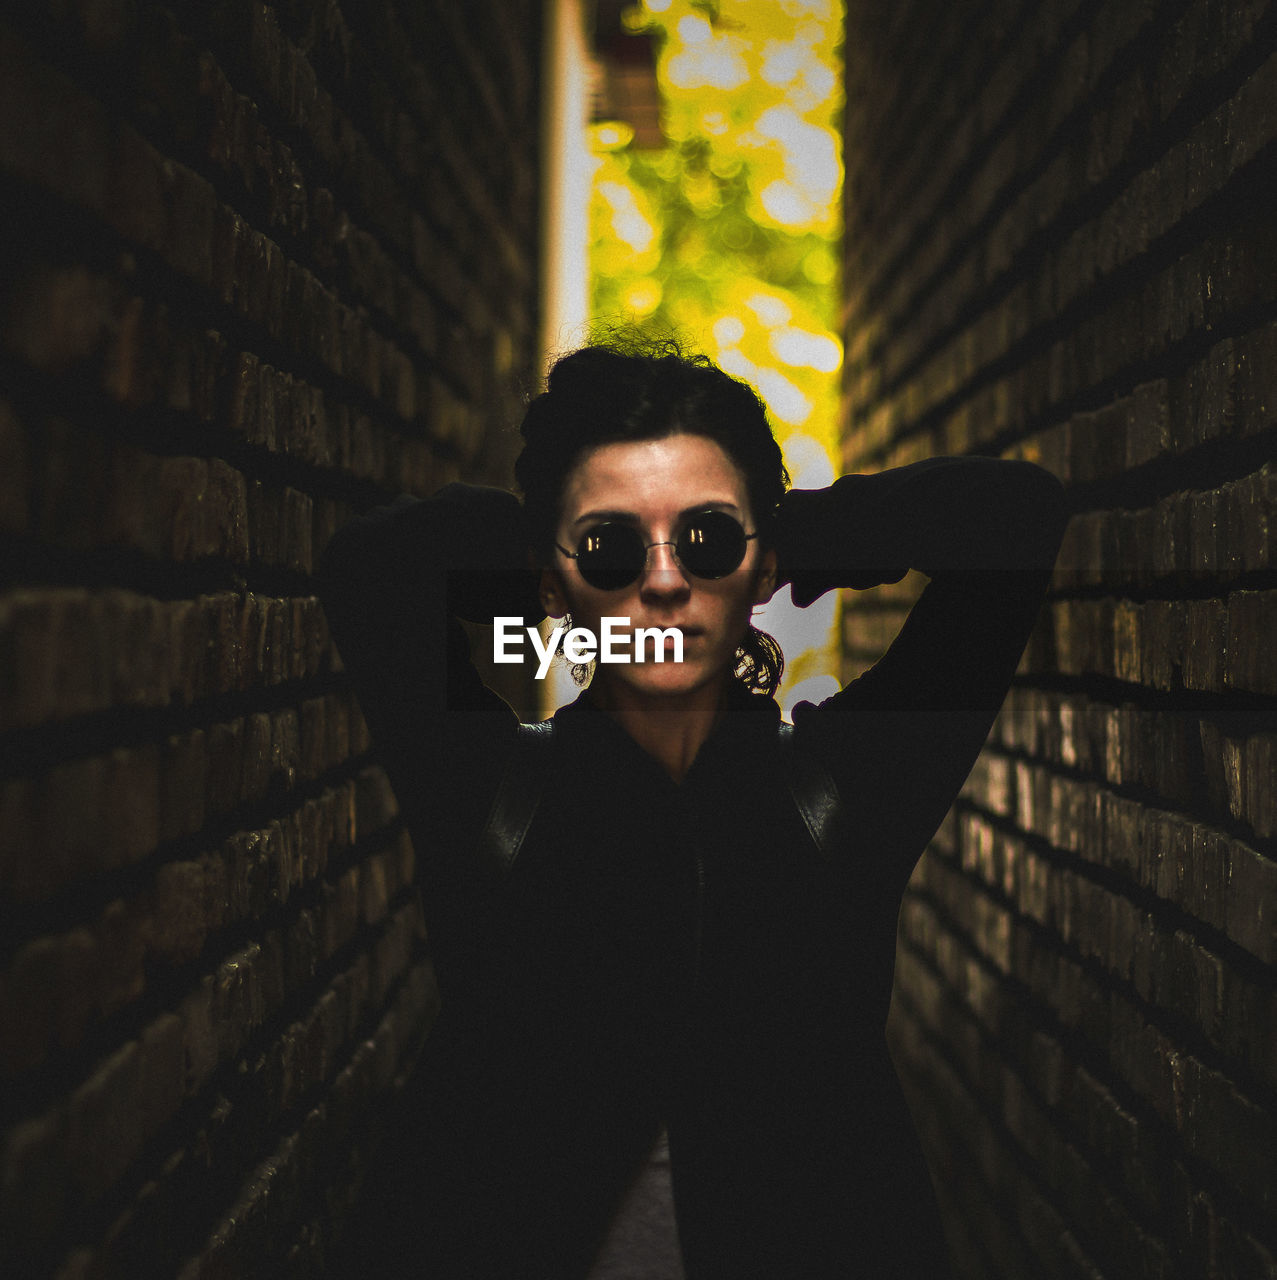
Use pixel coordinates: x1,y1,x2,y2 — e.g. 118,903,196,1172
315,483,542,829
776,456,1068,904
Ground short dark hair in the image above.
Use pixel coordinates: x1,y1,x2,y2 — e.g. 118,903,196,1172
514,335,789,696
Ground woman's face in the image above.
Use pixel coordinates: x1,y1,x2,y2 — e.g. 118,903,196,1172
543,434,777,701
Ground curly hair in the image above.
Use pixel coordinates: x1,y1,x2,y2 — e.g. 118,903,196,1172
515,335,789,696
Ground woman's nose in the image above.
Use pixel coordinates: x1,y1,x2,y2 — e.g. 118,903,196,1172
640,541,691,596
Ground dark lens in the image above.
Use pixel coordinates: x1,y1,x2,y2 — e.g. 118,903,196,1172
677,511,747,579
575,524,646,590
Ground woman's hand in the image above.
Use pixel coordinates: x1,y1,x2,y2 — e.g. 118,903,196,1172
772,458,1066,607
773,475,909,607
429,483,545,626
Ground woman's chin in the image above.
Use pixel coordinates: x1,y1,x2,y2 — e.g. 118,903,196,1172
595,658,721,701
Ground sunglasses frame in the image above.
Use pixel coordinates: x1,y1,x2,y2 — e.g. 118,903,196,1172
555,510,759,591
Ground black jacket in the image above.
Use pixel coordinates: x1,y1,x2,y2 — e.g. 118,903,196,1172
317,457,1067,1278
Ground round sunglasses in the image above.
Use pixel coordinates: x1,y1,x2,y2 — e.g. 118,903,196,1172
556,510,758,591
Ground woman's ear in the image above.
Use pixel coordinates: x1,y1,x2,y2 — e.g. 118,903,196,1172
539,567,569,619
753,548,779,605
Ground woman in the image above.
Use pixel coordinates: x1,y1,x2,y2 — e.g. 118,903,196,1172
319,340,1066,1278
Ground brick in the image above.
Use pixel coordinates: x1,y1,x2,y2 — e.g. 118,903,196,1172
1138,708,1194,798
222,828,270,924
1052,695,1086,772
283,906,320,995
271,709,301,791
1182,598,1226,691
298,697,328,780
0,1109,70,1257
1234,319,1277,438
0,929,98,1074
160,730,208,843
354,766,398,837
1111,601,1141,684
38,754,104,890
322,868,361,957
1189,488,1225,576
370,906,416,1005
64,1013,184,1206
151,855,228,965
205,717,245,813
209,941,266,1065
1,262,118,377
1231,465,1275,573
360,850,389,927
102,745,161,871
176,974,218,1094
1139,598,1186,691
1151,493,1191,580
246,481,314,573
1243,735,1277,839
92,897,148,1019
1225,590,1277,694
166,457,251,563
1225,840,1277,966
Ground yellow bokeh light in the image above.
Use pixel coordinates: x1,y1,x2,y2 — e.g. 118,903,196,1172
800,61,837,102
676,14,713,43
667,43,750,90
624,278,664,315
591,121,636,151
745,292,792,327
761,37,808,87
754,369,812,426
755,106,840,202
713,315,747,347
782,0,836,17
770,326,842,372
759,180,812,226
597,181,657,253
717,347,754,381
781,432,836,488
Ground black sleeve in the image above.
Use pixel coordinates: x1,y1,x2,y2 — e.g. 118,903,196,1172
777,457,1067,904
315,483,544,841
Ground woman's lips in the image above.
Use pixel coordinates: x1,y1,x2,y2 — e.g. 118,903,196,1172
627,621,703,636
668,627,702,654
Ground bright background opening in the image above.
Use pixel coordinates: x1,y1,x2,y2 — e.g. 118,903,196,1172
542,0,846,718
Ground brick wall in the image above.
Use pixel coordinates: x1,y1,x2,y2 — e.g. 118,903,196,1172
0,3,542,1277
841,1,1277,1276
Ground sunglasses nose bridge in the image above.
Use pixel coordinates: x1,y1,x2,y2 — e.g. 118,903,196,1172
641,538,688,580
625,539,690,598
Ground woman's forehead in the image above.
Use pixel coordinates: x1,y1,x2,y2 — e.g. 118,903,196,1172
561,435,749,519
